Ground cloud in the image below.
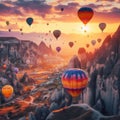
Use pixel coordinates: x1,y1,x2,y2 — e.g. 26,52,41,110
111,7,120,13
0,0,120,24
0,3,23,16
13,0,52,18
0,0,52,18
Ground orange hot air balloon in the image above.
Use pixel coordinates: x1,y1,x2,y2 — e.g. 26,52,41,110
97,38,102,43
61,68,88,97
77,7,94,25
86,44,89,48
2,85,14,98
2,64,7,69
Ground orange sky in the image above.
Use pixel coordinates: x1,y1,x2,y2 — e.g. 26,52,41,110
0,0,120,55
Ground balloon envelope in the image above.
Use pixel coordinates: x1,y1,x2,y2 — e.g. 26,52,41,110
97,38,102,43
62,68,88,97
20,28,22,31
77,7,94,25
69,42,74,48
61,8,64,11
56,46,61,52
2,85,14,98
6,21,9,26
26,17,33,26
53,30,61,39
86,44,89,48
91,40,96,46
99,23,106,32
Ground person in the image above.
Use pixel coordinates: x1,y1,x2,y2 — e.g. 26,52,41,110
68,47,87,69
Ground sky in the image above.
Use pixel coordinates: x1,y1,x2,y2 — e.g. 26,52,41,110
0,0,120,55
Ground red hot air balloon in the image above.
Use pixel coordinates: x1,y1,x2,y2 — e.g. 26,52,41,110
77,7,94,25
69,42,74,48
53,30,61,39
56,46,61,52
61,68,88,97
99,23,106,32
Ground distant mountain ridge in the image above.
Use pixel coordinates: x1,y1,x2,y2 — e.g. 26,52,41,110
0,37,53,55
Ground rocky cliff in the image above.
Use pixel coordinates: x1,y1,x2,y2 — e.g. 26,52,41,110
39,41,53,55
88,25,120,115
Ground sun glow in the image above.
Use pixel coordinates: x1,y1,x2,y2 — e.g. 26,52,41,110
81,25,89,33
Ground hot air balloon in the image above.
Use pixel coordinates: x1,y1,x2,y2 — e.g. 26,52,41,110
56,46,61,52
47,23,49,26
53,30,61,39
99,23,106,32
86,44,89,48
91,40,96,46
6,21,9,26
8,29,11,32
69,42,74,48
26,17,33,26
2,64,7,69
61,68,88,97
14,67,19,74
61,8,64,11
2,85,14,98
77,7,94,25
20,28,22,31
97,38,102,43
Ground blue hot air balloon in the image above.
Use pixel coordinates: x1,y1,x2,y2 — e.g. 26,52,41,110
26,17,33,26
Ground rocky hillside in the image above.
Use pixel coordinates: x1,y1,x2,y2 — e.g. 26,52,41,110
39,41,53,55
46,104,120,120
88,25,120,115
0,37,54,66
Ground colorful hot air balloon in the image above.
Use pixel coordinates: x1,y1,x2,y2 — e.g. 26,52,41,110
2,85,14,98
61,68,88,97
56,46,61,52
69,42,74,48
26,17,33,26
53,30,61,39
77,7,94,25
99,23,106,32
91,40,96,46
97,38,102,43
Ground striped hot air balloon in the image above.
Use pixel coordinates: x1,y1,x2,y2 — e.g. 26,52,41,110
61,68,88,97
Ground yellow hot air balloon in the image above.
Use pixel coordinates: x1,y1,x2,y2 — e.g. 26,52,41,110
2,85,14,98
